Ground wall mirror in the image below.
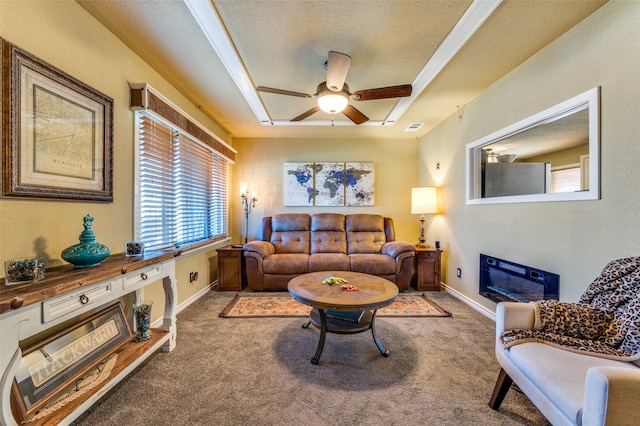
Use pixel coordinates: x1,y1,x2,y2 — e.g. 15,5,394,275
466,87,600,204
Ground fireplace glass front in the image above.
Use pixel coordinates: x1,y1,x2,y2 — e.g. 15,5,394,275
479,254,559,303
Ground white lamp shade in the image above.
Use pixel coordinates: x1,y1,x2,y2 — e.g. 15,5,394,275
411,187,437,214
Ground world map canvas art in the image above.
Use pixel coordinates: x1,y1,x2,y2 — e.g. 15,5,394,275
283,162,314,206
345,162,375,206
315,162,345,206
283,162,374,207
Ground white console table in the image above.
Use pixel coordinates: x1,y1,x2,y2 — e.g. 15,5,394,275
0,251,179,425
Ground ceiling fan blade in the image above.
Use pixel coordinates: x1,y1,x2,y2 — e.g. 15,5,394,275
257,86,312,98
351,84,412,101
326,51,351,92
291,107,321,122
342,105,369,125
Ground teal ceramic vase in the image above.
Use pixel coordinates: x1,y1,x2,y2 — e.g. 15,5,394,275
61,214,111,268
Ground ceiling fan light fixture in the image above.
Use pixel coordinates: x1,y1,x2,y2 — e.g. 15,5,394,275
316,82,349,114
317,93,349,114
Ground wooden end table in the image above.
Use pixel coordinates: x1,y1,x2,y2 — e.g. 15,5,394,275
413,246,441,291
216,245,245,291
287,271,398,365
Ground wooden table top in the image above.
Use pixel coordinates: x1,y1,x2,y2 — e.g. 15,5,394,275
287,271,398,312
0,251,177,315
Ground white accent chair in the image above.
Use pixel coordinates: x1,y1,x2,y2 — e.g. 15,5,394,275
490,301,640,426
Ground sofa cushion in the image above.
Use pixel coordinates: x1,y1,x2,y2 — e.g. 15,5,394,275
272,213,311,232
270,214,311,254
346,214,386,254
309,253,350,272
271,231,311,254
263,254,310,274
310,213,347,254
349,254,396,275
507,342,639,424
311,231,347,254
347,232,386,254
311,213,345,232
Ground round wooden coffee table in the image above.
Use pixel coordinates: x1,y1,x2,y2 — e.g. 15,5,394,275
287,271,398,364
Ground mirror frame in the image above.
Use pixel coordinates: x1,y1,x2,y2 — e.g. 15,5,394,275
466,87,600,204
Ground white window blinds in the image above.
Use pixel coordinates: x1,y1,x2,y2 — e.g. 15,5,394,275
137,113,228,250
551,166,581,194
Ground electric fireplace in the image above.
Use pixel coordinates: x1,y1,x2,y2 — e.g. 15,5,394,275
479,254,559,303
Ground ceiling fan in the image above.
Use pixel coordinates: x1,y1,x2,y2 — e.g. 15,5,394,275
256,51,413,125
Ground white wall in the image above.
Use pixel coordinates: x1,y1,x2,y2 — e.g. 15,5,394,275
419,0,640,309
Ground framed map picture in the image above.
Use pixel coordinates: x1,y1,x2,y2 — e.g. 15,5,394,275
314,162,345,206
283,162,314,206
345,162,374,206
2,38,114,201
283,162,374,207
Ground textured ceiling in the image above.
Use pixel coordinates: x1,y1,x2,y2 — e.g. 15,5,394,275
77,0,608,140
214,0,471,122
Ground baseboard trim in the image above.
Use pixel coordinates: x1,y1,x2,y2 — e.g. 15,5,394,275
440,283,496,321
176,283,215,315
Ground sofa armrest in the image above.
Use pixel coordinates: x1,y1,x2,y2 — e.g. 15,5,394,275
583,366,640,426
495,302,536,339
382,241,415,258
243,241,275,258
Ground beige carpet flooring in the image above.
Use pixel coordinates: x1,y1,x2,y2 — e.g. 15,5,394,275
73,290,550,426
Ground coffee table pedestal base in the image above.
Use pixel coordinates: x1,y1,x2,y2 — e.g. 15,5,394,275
303,308,389,364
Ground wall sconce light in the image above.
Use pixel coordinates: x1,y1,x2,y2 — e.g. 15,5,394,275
240,181,257,243
411,187,438,248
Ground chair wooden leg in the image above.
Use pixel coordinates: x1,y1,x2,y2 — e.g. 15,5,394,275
489,368,513,410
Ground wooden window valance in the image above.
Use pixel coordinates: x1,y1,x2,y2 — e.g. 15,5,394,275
129,83,236,162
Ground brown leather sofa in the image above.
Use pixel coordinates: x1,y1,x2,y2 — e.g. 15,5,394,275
243,213,415,291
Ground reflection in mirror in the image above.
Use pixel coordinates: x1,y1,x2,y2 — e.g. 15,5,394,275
466,87,599,204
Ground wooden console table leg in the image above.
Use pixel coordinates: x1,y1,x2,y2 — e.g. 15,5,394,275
161,273,177,353
0,349,21,426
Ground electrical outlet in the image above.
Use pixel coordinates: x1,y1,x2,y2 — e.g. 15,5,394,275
189,272,199,283
456,268,462,278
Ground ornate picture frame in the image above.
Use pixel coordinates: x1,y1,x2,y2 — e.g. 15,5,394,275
11,303,132,421
1,38,113,201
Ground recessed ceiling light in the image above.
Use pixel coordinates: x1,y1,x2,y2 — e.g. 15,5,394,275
405,123,424,132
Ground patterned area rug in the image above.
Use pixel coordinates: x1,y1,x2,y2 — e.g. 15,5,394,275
219,293,451,318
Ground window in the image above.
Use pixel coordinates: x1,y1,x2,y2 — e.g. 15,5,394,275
551,166,581,193
136,112,229,250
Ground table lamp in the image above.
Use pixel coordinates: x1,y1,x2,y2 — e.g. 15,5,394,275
411,187,437,247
